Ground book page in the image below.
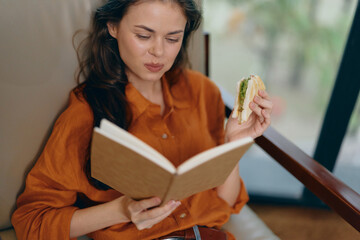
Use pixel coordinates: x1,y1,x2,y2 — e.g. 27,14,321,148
98,119,176,174
177,137,253,175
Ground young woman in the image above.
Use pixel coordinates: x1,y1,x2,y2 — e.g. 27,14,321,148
12,0,273,239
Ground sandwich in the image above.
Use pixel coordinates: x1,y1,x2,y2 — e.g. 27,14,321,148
232,74,266,124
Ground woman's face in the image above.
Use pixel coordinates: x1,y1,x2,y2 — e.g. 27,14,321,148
107,1,187,84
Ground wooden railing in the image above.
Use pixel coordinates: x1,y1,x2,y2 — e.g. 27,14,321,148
255,126,360,231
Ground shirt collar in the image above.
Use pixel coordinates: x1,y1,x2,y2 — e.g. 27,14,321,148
125,73,192,121
125,82,150,121
162,73,192,110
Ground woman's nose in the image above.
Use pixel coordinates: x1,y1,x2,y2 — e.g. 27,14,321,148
149,38,164,57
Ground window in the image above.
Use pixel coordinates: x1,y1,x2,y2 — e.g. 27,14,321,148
203,0,358,199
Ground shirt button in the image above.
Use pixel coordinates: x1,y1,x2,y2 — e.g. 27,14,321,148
162,133,168,139
179,213,187,219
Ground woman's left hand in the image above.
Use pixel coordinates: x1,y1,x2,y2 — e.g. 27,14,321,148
225,89,273,141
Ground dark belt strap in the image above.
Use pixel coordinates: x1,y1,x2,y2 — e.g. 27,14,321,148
157,226,227,240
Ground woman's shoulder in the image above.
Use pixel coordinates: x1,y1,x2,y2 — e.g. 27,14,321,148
54,89,94,133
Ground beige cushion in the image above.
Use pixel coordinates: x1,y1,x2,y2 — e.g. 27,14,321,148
0,228,16,240
0,0,98,229
223,205,280,240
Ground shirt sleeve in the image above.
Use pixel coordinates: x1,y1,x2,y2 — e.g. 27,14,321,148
11,93,93,240
229,177,249,214
204,76,226,146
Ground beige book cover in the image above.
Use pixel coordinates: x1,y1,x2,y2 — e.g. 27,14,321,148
91,119,253,204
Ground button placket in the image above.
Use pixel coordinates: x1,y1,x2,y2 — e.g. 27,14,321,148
174,207,192,224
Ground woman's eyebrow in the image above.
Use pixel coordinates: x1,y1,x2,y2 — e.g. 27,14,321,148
135,25,154,32
134,25,184,35
167,30,184,35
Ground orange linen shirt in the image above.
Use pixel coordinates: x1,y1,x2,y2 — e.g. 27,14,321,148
12,69,249,240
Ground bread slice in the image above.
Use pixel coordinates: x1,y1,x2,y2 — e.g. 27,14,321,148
232,75,266,124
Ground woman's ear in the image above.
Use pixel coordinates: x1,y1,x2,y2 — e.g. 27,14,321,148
107,21,118,39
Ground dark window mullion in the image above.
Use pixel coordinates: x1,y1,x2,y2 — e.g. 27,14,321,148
303,2,360,200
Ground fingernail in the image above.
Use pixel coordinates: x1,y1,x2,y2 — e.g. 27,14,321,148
250,102,256,108
254,96,260,101
167,200,175,206
169,200,181,208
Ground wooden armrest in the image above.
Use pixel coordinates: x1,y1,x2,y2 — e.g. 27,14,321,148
255,126,360,231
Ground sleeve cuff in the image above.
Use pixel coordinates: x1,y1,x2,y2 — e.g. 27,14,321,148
230,177,249,214
43,206,79,240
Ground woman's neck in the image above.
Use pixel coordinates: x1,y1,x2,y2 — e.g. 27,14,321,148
128,76,165,114
130,78,162,100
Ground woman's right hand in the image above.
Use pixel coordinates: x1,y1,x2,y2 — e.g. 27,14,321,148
70,195,180,238
119,196,181,230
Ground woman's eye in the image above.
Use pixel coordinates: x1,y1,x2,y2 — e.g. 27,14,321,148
136,34,150,40
166,38,180,43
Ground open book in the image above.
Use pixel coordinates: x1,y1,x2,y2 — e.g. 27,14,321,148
91,119,253,204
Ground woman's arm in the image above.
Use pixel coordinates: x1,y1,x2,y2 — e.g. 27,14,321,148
217,90,273,206
69,196,181,238
70,197,128,238
215,164,240,207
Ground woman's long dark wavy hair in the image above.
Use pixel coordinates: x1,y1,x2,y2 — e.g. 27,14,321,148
73,0,202,190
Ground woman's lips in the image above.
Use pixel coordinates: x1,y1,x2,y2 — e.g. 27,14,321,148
144,63,164,72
